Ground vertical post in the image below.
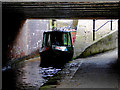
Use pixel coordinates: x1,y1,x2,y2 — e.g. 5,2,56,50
73,19,78,30
111,19,112,31
52,19,55,30
51,19,56,30
93,19,95,41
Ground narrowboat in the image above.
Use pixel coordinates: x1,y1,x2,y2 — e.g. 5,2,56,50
40,30,76,67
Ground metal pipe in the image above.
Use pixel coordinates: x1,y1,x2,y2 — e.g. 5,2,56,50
93,19,95,41
111,19,112,31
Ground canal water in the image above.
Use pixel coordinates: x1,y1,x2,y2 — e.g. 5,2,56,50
2,57,61,90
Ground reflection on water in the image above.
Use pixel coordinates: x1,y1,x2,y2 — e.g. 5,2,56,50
40,67,61,78
2,57,61,90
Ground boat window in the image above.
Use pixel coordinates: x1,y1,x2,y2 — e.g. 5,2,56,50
43,32,72,47
68,33,71,46
63,33,68,46
63,33,71,46
44,33,51,47
47,34,51,46
42,33,46,47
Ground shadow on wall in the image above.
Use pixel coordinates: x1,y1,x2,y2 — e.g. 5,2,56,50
5,19,50,66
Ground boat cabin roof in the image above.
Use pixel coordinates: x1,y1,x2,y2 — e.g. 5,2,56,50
44,30,74,33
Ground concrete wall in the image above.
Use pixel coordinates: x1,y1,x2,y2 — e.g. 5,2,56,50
55,19,78,29
74,19,118,58
76,30,118,58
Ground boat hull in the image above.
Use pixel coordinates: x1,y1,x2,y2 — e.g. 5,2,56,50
40,48,73,68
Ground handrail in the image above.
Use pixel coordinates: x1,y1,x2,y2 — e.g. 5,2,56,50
95,19,117,32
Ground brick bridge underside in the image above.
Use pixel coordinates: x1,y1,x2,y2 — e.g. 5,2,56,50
2,2,120,66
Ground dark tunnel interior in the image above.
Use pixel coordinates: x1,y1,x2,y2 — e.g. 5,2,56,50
2,2,120,89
